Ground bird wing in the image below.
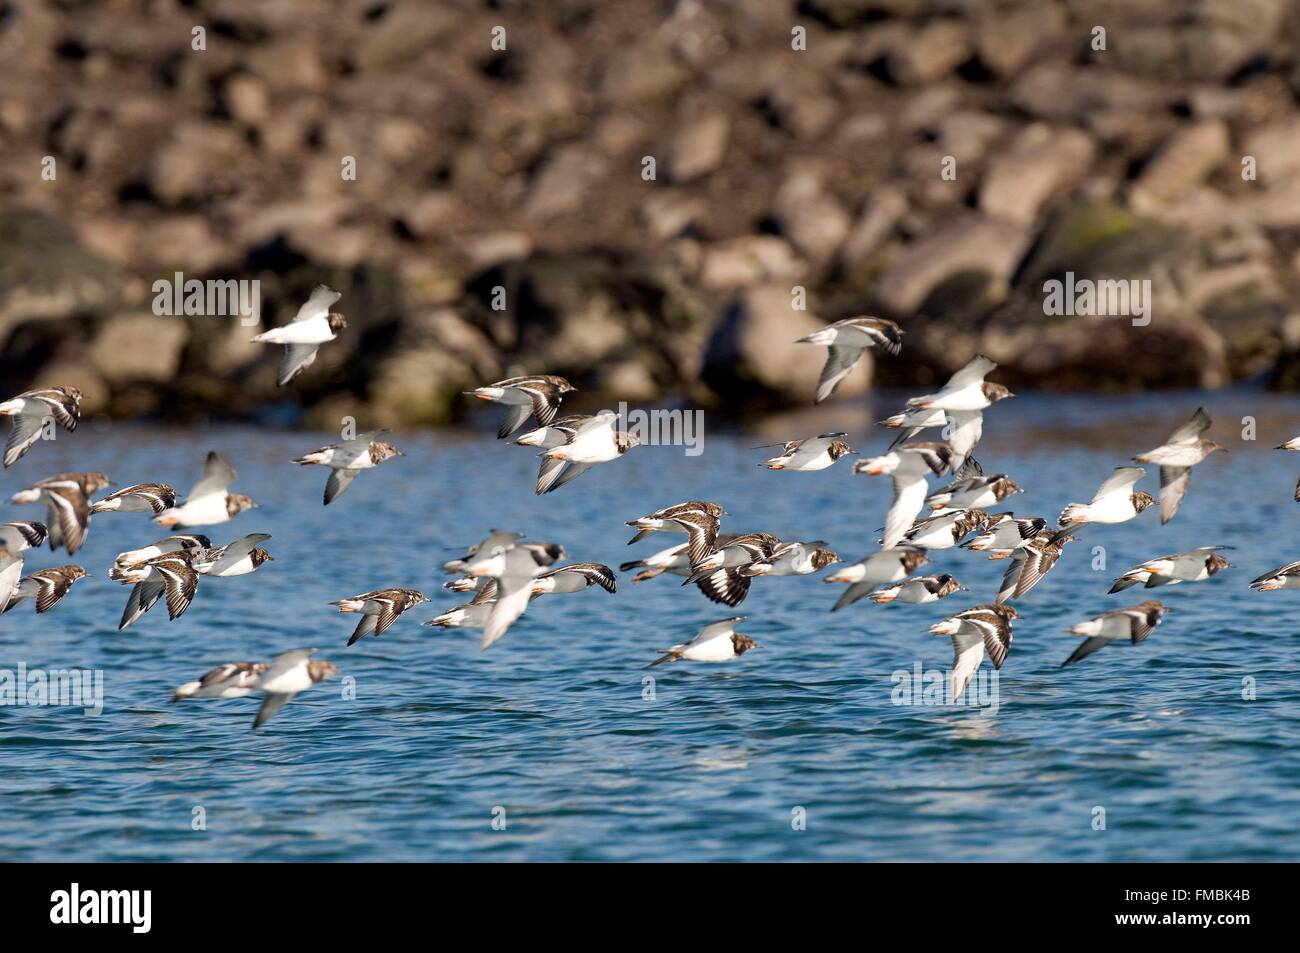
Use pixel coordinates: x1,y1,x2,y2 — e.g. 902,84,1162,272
119,579,165,630
694,568,751,607
1092,466,1144,501
498,403,533,440
949,632,985,699
33,571,73,613
944,354,998,389
291,284,341,323
277,343,321,386
4,411,46,468
155,562,199,620
814,345,865,404
883,473,928,549
188,452,236,500
43,483,90,555
324,468,359,505
1062,637,1110,667
252,692,294,729
1157,466,1190,525
1165,406,1212,444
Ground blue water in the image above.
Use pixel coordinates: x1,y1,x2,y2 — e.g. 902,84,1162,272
2,391,1299,861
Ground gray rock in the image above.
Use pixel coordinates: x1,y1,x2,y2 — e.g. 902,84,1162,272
876,217,1033,316
980,125,1096,225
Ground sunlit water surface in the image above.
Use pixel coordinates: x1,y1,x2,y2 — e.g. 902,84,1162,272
2,391,1299,861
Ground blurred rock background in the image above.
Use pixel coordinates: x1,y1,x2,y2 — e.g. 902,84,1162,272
3,0,1300,426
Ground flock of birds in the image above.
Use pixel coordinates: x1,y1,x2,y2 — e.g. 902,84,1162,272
1,293,1296,726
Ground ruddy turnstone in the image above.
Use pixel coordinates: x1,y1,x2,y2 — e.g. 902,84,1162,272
1132,407,1225,524
250,649,338,730
467,540,550,649
871,573,965,604
1250,561,1300,591
466,375,576,439
90,482,176,515
113,534,211,569
683,531,780,606
625,500,727,551
443,533,567,574
960,513,1046,558
250,284,347,386
331,588,429,646
853,442,955,549
1059,467,1153,527
649,616,758,666
530,562,617,596
1110,546,1231,591
906,355,1004,412
929,604,1018,700
191,533,273,577
1275,435,1300,501
1,564,87,614
536,414,639,494
1061,600,1167,666
739,540,838,577
823,546,928,611
927,474,1022,513
172,661,268,701
155,452,257,528
0,386,81,467
424,600,494,629
111,551,200,630
515,413,599,449
0,521,48,613
995,529,1077,603
900,508,989,550
10,471,110,555
619,540,692,582
294,431,403,505
757,433,856,471
797,316,903,404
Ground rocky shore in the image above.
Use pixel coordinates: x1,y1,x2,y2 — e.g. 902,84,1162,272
4,0,1300,425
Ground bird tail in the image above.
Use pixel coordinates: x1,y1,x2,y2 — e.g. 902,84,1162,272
1058,504,1086,526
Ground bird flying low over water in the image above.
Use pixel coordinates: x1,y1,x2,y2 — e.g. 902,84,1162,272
1062,600,1167,666
249,649,338,730
886,356,1013,476
1132,407,1225,524
929,603,1018,700
854,442,955,549
1,564,88,615
250,284,347,386
625,501,727,554
534,413,639,494
530,562,617,596
899,508,988,550
823,546,928,611
111,551,200,630
114,534,210,570
1058,467,1154,527
994,529,1077,603
1275,435,1300,501
173,661,269,701
466,539,555,650
1250,561,1300,591
294,431,403,505
10,471,110,555
619,540,692,583
870,573,965,605
91,483,176,515
192,533,274,577
739,540,838,577
649,616,758,667
0,385,81,468
683,532,780,607
926,474,1021,513
960,513,1046,558
465,375,576,439
156,452,257,528
757,433,856,471
1109,547,1232,591
331,588,428,646
797,316,902,404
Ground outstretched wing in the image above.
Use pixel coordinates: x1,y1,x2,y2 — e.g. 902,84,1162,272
1158,466,1190,524
324,468,359,505
291,284,342,323
814,345,865,404
4,412,46,468
189,452,236,500
1166,407,1211,444
277,343,321,386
